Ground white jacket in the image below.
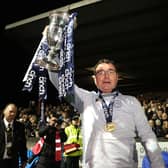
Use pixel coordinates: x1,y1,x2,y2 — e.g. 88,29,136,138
49,71,165,168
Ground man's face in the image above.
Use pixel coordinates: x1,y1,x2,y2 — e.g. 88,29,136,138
72,118,80,126
93,63,118,93
3,104,17,122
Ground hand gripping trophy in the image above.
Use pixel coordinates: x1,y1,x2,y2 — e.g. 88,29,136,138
35,11,77,71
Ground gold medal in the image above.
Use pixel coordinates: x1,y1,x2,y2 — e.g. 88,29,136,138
104,122,116,132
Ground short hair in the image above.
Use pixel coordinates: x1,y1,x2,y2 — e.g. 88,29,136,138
71,115,80,120
93,58,118,74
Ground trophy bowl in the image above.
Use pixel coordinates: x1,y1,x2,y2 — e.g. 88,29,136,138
36,11,70,71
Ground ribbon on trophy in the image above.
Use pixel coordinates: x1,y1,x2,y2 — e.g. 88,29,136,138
38,66,48,101
22,11,77,107
22,65,37,92
22,34,49,124
57,12,77,103
22,35,49,101
38,66,48,125
34,11,77,103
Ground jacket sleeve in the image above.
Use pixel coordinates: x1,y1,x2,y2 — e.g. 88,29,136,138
132,97,165,168
15,121,28,164
48,71,85,111
38,125,50,137
48,71,59,90
60,128,67,142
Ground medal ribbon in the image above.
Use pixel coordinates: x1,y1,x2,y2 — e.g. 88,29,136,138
99,90,119,123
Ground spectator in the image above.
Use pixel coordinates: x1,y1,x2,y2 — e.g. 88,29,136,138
25,114,38,138
162,120,168,138
63,115,82,168
35,114,67,168
0,103,27,168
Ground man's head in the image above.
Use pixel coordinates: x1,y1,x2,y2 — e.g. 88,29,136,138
92,59,119,93
3,103,17,122
48,113,62,128
71,115,80,127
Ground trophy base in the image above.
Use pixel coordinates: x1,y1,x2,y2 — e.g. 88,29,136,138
35,57,60,72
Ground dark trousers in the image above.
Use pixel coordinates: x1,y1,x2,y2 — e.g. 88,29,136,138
60,157,67,168
0,159,18,168
65,156,80,168
36,156,61,168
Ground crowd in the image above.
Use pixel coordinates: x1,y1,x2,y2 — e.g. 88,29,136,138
0,100,82,168
9,94,167,140
0,93,168,168
138,94,168,139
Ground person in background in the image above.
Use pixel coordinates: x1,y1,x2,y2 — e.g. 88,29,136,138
63,115,82,168
25,114,38,138
162,120,168,138
48,58,165,168
0,103,27,168
35,113,67,168
148,119,156,133
155,119,164,137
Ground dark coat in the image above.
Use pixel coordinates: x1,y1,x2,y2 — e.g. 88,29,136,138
38,125,67,159
0,119,27,167
36,125,67,168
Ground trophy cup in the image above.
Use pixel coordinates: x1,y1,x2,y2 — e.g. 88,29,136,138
35,11,70,71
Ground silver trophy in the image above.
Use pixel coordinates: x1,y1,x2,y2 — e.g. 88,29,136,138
36,11,70,71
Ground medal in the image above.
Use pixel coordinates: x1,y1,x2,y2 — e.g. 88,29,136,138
99,91,119,132
104,122,116,132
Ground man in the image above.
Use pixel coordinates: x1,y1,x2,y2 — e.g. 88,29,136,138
0,103,27,168
63,115,82,168
35,114,67,168
48,58,165,168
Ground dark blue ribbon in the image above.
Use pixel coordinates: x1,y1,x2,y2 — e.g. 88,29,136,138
22,65,37,92
58,12,77,103
22,34,49,101
38,66,48,100
22,12,77,103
